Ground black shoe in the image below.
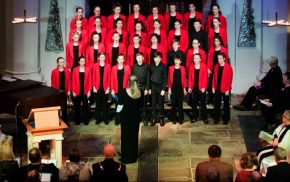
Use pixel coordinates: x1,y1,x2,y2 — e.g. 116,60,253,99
191,118,198,123
203,120,209,124
160,119,165,127
223,121,229,125
214,120,220,124
95,120,101,125
115,121,120,125
172,120,177,124
178,120,183,125
233,105,246,111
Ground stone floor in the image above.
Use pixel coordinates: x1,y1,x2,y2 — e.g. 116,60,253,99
0,96,260,181
59,96,254,182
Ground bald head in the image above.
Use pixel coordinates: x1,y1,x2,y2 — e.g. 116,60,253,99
103,144,115,158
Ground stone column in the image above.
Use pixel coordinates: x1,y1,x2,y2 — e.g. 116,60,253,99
4,0,44,81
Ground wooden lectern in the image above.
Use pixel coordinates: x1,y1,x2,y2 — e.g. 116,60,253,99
22,106,68,168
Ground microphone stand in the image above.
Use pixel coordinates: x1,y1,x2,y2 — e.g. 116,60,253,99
14,100,22,167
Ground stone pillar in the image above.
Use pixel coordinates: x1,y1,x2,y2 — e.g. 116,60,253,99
4,0,44,81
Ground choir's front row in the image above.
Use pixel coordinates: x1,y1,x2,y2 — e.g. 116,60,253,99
51,51,233,126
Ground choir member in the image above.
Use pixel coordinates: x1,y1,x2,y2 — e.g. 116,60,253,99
107,3,127,31
186,39,207,71
88,16,107,45
69,19,89,48
127,2,146,33
165,2,183,31
128,21,148,46
188,19,208,53
92,52,111,124
107,18,128,46
86,32,106,69
208,17,228,49
88,5,107,30
146,5,166,32
168,55,187,124
106,32,127,66
188,53,208,123
71,56,92,125
146,33,167,65
183,2,204,32
206,3,227,32
127,34,146,68
66,32,85,70
212,53,233,125
148,19,168,51
70,7,88,30
167,39,185,68
167,20,188,53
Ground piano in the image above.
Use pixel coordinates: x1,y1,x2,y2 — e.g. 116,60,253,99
0,79,67,121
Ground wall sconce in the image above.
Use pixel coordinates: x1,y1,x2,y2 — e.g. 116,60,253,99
12,9,37,24
262,12,290,27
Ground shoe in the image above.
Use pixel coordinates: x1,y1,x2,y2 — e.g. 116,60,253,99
233,105,246,111
104,120,109,125
115,121,120,125
203,120,209,124
214,120,220,124
223,121,229,125
172,120,176,124
178,120,183,125
191,118,198,123
160,119,165,127
95,120,101,125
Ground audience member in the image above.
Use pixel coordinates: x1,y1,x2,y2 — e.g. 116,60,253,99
260,72,290,128
235,153,258,182
19,148,59,182
92,144,128,182
59,148,91,181
248,171,262,182
0,139,19,182
234,56,283,111
205,167,220,182
195,145,233,182
265,147,290,182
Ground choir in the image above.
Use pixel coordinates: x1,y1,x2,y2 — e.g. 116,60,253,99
51,2,233,126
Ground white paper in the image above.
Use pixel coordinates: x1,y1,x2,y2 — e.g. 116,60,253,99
116,105,123,113
40,173,52,182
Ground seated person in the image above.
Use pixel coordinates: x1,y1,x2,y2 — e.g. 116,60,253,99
235,153,258,182
234,56,283,110
257,110,290,171
265,147,290,182
92,144,128,182
195,145,233,182
0,139,19,182
260,72,290,128
18,147,59,182
59,148,91,181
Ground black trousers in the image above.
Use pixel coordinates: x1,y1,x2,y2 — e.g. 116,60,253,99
140,90,149,120
73,94,90,124
214,91,230,123
191,89,207,120
171,87,184,121
94,90,109,122
151,87,164,120
241,86,269,108
207,73,214,104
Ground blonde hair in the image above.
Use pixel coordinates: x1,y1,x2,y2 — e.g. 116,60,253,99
128,75,141,99
0,139,15,161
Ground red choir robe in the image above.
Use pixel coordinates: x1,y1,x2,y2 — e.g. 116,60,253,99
126,45,146,67
146,14,166,32
148,30,168,51
85,43,106,68
167,65,186,89
185,48,207,71
183,11,204,31
65,42,85,69
206,14,227,32
69,29,89,48
51,67,71,94
92,62,111,92
167,29,188,53
128,31,148,47
110,65,131,94
106,29,129,46
208,27,228,49
188,63,208,91
145,44,167,65
88,27,107,45
107,14,127,31
71,66,92,96
105,43,127,65
207,46,229,73
212,62,233,93
88,15,107,30
165,12,183,31
70,16,88,30
127,13,146,33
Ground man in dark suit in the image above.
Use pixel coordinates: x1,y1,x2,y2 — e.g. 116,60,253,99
92,144,128,182
234,56,283,110
195,145,233,182
265,147,290,182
